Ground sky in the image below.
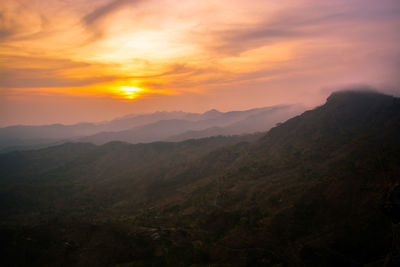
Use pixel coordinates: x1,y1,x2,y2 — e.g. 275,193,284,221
1,0,399,126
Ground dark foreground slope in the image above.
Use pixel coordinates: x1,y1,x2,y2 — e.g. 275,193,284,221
0,90,399,266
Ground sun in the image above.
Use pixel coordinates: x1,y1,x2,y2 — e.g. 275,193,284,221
120,86,144,99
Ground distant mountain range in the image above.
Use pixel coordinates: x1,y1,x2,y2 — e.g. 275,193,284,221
1,90,399,266
0,105,304,152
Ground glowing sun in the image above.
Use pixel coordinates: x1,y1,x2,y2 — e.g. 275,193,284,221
120,86,144,99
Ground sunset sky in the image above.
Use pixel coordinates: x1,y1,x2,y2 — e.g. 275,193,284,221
1,0,399,126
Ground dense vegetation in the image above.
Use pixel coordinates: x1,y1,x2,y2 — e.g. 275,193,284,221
1,90,399,266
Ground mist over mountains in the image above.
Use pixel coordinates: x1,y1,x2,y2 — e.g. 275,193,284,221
0,104,304,152
1,90,399,266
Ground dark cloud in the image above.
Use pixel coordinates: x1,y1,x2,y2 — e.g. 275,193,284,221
0,22,20,42
83,0,141,26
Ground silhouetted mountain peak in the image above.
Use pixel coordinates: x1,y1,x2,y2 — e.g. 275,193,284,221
259,89,399,152
326,89,393,106
203,109,222,116
321,90,398,126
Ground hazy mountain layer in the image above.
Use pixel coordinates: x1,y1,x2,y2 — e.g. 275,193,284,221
0,105,303,152
78,105,303,145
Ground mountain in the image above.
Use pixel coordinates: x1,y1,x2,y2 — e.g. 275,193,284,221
0,111,203,152
79,105,303,145
0,90,399,266
166,105,303,141
0,105,303,152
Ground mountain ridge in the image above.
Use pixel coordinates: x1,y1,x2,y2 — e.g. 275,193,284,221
0,90,399,266
0,105,304,152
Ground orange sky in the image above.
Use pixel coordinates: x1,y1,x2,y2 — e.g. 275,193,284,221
1,0,399,126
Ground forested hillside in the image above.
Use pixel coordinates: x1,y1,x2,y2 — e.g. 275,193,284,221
1,91,399,266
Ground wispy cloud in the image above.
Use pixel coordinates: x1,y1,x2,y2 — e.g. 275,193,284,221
0,55,118,88
83,0,140,26
201,0,400,56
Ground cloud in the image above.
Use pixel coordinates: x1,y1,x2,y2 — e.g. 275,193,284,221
202,0,400,55
0,0,45,41
0,68,117,89
0,56,117,88
83,0,141,26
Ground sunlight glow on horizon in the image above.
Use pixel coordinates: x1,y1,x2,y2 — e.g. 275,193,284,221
0,0,399,126
119,86,144,100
